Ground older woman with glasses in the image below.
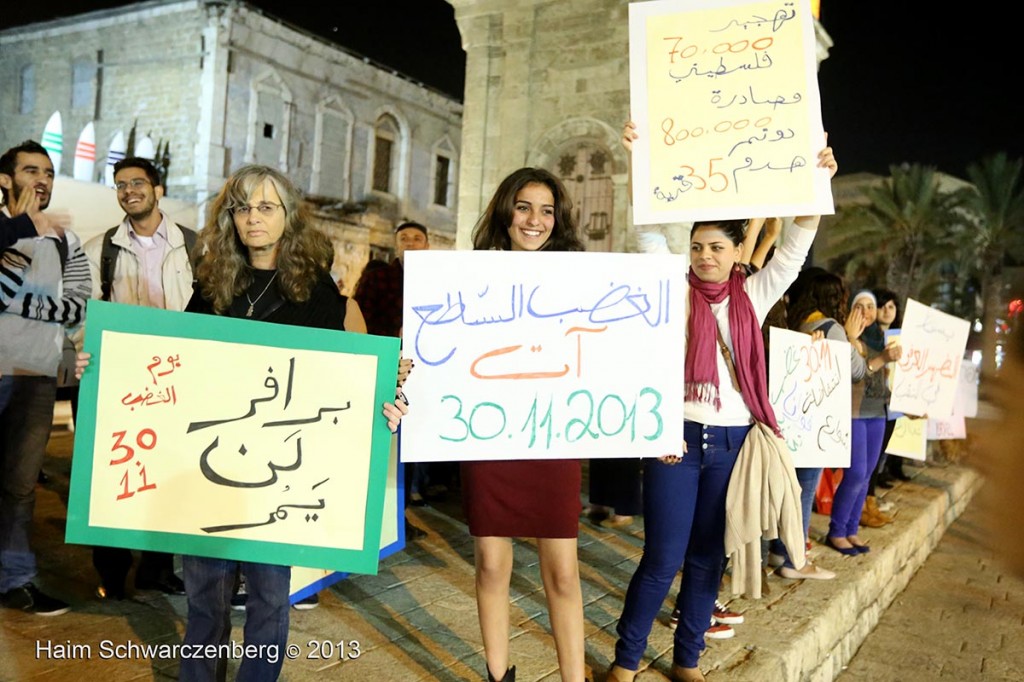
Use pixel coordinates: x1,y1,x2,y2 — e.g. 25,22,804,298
182,164,408,680
74,164,408,679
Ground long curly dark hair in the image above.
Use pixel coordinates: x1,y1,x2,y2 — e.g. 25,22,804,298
471,167,584,252
785,268,849,330
195,165,333,314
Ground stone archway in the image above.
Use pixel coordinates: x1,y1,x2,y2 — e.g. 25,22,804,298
529,118,631,253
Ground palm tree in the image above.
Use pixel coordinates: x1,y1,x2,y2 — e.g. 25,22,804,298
957,153,1024,380
821,163,963,303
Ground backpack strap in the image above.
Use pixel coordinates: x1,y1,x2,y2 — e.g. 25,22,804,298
99,226,119,302
176,223,200,281
101,223,200,301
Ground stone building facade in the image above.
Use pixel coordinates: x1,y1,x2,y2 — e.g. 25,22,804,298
447,0,833,252
0,0,463,292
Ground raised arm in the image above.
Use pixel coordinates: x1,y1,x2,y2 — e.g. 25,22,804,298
793,134,839,231
620,121,672,255
748,217,782,270
740,217,765,266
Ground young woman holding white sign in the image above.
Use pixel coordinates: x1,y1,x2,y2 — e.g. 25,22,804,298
610,122,837,682
766,267,864,578
463,167,587,682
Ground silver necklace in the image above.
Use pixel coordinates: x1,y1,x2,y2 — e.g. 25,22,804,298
245,271,278,317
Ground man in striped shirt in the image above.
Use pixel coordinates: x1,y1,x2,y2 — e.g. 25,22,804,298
0,140,90,616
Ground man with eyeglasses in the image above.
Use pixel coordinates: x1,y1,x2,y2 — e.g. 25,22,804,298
0,140,90,617
85,157,197,310
82,157,197,600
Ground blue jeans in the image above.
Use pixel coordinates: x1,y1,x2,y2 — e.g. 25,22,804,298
830,418,886,538
614,422,750,670
180,556,290,682
768,467,822,568
0,376,57,592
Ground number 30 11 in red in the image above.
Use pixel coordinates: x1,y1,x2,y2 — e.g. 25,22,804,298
109,429,158,500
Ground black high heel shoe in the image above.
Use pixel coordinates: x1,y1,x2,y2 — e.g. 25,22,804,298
488,665,516,682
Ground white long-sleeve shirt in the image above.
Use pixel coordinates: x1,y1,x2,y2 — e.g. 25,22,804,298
637,224,816,426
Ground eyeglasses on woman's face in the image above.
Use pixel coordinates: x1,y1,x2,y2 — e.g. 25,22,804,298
230,202,283,218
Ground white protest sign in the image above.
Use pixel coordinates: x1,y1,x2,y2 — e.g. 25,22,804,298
927,415,967,440
954,360,979,418
401,251,688,462
925,362,976,441
889,299,970,418
768,327,851,467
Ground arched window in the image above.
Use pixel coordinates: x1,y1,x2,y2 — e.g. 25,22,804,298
431,136,457,208
557,143,614,252
71,58,95,110
372,114,400,194
311,96,353,198
19,65,35,115
245,70,293,170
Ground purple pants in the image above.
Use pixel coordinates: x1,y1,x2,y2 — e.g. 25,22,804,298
829,417,886,537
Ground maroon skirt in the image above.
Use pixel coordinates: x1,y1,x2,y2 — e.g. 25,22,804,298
461,459,582,538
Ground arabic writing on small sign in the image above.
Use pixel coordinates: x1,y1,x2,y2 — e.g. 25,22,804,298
401,251,688,462
885,416,926,461
889,299,970,419
768,327,851,468
629,0,830,223
108,353,186,501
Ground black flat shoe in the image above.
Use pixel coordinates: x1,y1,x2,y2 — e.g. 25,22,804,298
825,536,860,556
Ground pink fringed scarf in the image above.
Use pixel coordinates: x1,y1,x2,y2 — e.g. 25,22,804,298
685,267,782,437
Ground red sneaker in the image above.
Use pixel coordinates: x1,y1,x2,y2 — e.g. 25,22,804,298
705,622,734,639
713,600,744,625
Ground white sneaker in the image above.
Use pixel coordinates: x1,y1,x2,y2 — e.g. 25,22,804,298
230,580,247,611
766,552,786,568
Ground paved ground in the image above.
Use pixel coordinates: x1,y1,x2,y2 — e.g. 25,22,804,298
839,494,1024,681
0,407,1017,681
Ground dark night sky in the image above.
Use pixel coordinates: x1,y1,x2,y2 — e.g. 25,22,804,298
5,1,1021,179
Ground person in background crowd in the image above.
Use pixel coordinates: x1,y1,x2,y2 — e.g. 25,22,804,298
865,288,908,493
83,156,195,600
826,291,901,555
354,221,431,539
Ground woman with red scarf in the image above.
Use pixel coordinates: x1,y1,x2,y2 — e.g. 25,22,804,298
608,123,837,682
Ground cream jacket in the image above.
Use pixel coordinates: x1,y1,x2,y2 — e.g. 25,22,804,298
83,211,195,312
724,422,806,598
